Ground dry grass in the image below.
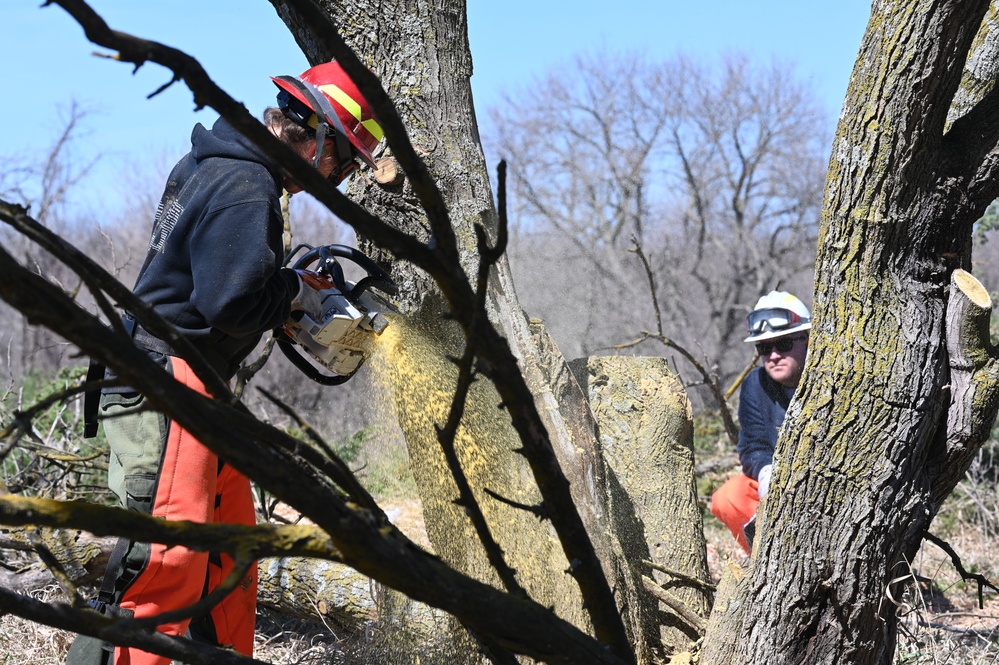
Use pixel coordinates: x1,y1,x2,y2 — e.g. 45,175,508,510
0,586,75,665
0,586,338,665
3,468,998,663
0,589,441,665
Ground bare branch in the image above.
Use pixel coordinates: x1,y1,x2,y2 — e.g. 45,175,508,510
923,531,999,609
641,575,706,637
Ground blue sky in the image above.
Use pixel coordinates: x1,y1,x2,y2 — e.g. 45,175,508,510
1,1,872,214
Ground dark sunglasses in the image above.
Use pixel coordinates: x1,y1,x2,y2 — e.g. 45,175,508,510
755,335,806,356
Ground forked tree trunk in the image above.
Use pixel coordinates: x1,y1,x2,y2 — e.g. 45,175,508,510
701,4,999,664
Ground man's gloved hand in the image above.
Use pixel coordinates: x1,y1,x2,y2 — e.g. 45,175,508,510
757,464,774,499
291,269,333,317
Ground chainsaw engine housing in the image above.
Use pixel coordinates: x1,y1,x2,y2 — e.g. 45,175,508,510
277,244,396,385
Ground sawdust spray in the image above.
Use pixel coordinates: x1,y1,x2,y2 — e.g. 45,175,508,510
365,313,584,624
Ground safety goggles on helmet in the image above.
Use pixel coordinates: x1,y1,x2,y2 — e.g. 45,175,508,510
747,307,808,335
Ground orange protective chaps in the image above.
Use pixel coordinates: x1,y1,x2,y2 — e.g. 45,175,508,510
710,473,760,554
105,357,257,665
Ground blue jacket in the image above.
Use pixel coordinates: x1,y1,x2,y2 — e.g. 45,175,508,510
737,367,794,479
132,118,299,379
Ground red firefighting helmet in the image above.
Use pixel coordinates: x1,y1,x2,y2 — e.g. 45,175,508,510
271,62,383,172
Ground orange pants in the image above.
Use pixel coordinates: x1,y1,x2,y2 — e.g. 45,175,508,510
105,357,257,664
710,474,760,554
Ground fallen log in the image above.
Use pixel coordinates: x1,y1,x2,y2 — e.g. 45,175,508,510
0,526,444,630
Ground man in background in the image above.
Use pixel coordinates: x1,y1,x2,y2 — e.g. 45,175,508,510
710,290,811,553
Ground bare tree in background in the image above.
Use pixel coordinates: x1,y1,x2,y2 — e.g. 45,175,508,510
489,51,827,386
0,103,103,382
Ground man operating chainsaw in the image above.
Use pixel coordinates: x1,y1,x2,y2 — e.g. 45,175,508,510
709,290,811,554
71,62,383,665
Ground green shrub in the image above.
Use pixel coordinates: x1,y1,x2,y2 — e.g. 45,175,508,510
0,365,110,502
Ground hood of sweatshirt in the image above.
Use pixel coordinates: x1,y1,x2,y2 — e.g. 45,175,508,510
190,117,282,183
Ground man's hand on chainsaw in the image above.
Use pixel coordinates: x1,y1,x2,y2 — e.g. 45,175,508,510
291,269,334,316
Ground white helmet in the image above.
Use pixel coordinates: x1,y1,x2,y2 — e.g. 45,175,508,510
744,291,811,343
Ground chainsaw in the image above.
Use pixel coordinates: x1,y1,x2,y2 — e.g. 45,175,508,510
277,243,397,385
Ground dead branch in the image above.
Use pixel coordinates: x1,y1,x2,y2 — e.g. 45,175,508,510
0,494,340,562
641,575,706,636
643,560,717,597
256,387,380,513
923,531,999,609
627,236,739,447
431,160,524,603
932,269,999,506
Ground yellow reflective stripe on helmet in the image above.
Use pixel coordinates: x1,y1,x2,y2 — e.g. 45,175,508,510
361,118,384,141
318,83,384,141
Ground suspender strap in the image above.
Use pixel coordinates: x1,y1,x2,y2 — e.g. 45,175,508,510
83,312,143,439
83,315,139,439
97,537,131,605
82,358,105,439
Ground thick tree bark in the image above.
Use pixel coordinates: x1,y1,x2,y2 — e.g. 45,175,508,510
270,1,710,661
571,356,712,655
702,3,999,664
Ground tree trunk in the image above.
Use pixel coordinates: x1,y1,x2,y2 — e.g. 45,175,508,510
271,2,712,661
570,356,712,655
701,3,999,663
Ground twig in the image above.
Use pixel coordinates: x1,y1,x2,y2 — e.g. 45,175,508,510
917,619,999,636
431,160,526,600
923,531,999,609
640,575,706,636
725,355,760,401
626,236,739,447
255,387,381,514
625,329,740,448
642,560,717,596
482,487,547,520
233,336,276,398
129,554,255,630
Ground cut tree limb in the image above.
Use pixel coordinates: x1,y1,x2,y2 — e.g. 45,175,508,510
931,269,999,506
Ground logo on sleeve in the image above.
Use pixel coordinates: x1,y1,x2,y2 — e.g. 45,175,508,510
149,198,183,253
